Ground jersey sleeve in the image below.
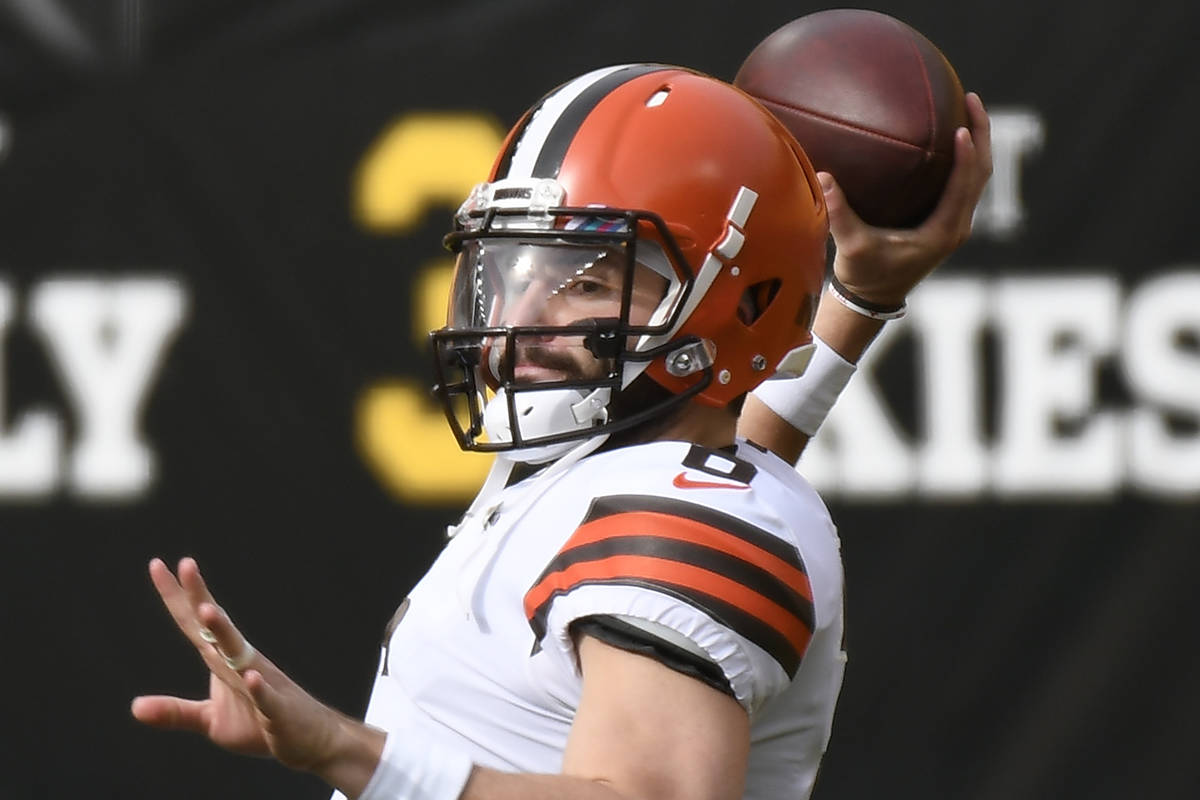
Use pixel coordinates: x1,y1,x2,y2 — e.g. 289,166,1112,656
522,492,815,714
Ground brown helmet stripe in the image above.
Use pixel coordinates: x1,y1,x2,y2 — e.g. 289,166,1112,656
494,64,673,181
530,64,669,178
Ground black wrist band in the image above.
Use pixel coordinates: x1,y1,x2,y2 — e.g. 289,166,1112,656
827,274,907,320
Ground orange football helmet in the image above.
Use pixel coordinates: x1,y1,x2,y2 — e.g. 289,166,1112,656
432,64,827,460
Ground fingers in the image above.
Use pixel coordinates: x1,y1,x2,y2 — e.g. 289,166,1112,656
919,93,992,247
198,601,259,674
147,557,258,680
817,171,866,256
149,558,210,649
965,92,993,178
243,670,282,720
178,558,259,673
179,557,221,623
948,92,992,209
131,695,211,735
929,126,978,239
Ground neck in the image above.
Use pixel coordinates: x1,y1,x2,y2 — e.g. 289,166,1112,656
600,380,739,453
655,401,738,449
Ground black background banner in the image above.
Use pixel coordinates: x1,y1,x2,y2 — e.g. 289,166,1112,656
0,1,1197,798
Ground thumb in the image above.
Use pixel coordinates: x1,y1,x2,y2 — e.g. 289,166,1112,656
817,171,865,247
131,695,211,735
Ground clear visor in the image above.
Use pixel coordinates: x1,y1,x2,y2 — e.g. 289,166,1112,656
444,237,674,391
448,237,671,331
431,219,702,454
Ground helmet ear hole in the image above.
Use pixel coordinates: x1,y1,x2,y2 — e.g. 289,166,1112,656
737,279,782,325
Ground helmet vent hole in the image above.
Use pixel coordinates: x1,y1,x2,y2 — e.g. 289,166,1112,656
645,88,671,108
737,279,781,325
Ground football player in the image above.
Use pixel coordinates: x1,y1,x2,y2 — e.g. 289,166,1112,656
133,64,990,800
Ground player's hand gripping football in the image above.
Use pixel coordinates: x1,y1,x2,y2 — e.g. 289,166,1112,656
131,558,357,773
824,91,992,306
739,94,990,466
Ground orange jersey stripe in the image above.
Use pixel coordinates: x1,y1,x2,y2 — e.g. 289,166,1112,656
559,510,812,603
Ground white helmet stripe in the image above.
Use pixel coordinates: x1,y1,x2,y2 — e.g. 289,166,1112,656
505,65,624,180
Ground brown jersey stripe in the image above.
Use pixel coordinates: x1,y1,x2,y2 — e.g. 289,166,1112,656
581,494,806,570
524,554,812,671
553,510,813,605
526,572,808,677
535,535,814,631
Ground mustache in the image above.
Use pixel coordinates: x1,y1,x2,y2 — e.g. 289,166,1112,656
486,342,597,380
514,344,582,373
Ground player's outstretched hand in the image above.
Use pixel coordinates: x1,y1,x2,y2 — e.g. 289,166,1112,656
824,91,992,306
131,558,351,773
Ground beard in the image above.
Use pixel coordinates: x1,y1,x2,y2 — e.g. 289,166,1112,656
495,338,693,452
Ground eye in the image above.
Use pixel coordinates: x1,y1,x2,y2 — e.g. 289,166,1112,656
566,276,607,294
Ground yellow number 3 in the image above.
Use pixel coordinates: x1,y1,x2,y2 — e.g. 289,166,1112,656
352,113,504,504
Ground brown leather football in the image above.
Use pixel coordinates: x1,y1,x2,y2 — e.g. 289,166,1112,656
735,9,966,228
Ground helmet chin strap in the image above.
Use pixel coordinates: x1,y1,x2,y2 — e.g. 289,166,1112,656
482,386,612,464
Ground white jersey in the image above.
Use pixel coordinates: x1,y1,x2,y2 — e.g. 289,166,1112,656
338,439,845,800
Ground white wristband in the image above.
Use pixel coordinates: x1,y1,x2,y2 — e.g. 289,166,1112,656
358,729,474,800
750,335,856,436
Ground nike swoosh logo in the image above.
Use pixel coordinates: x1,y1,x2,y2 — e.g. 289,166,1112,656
672,472,750,490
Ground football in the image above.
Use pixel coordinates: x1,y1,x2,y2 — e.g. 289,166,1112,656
734,9,967,228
